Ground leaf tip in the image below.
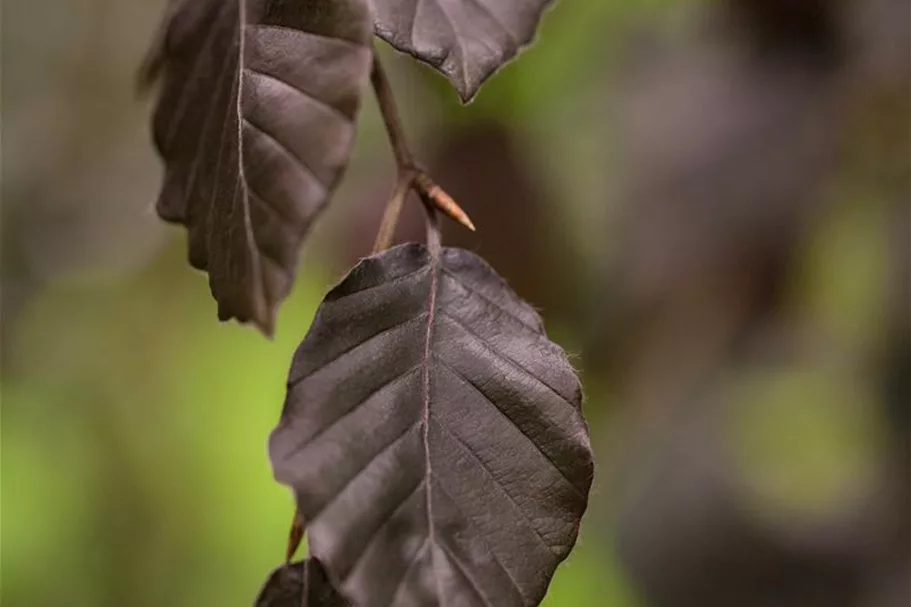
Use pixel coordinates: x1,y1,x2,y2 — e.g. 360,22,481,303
457,86,479,105
254,315,277,339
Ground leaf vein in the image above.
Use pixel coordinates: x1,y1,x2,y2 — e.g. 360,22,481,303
289,312,428,385
241,116,329,191
309,420,421,525
340,478,425,585
466,0,518,46
433,480,526,606
438,309,574,408
430,417,559,558
174,35,238,225
324,265,431,305
432,0,470,83
432,355,586,502
243,66,349,124
440,268,542,334
282,365,421,463
252,23,367,50
436,541,492,607
160,0,233,150
237,0,265,317
245,175,302,228
421,252,441,601
389,537,430,605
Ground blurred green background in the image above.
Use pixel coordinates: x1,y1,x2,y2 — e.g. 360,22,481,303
2,0,908,606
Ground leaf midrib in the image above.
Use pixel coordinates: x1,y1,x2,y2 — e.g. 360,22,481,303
419,249,443,601
233,0,270,321
419,251,574,605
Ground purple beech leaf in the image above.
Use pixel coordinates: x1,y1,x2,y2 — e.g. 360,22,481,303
255,558,350,607
372,0,556,102
269,244,593,607
142,0,372,334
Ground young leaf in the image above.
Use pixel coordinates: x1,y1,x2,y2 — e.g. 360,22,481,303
142,0,372,334
255,558,350,607
270,244,593,606
373,0,555,102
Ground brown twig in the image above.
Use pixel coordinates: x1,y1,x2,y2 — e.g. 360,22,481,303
286,510,305,563
370,53,415,171
369,51,475,252
422,200,443,258
373,169,416,253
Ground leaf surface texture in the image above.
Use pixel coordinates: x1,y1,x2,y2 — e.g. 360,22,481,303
255,558,350,606
270,244,593,606
144,0,372,333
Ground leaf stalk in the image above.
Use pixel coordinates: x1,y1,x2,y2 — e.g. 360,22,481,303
370,51,475,252
286,510,305,563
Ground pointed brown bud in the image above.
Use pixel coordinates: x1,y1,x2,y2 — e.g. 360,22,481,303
414,173,476,232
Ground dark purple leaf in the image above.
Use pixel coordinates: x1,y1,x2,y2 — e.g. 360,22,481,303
142,0,372,334
269,244,593,606
255,558,350,607
373,0,555,101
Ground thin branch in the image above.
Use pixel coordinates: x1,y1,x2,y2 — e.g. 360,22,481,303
373,170,415,253
422,200,442,258
371,52,415,171
286,509,305,563
370,50,475,251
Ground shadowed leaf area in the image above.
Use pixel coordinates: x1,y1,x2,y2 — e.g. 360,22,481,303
256,558,350,607
269,243,593,607
142,0,372,334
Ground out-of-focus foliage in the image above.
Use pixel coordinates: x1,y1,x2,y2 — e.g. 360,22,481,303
2,0,907,606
